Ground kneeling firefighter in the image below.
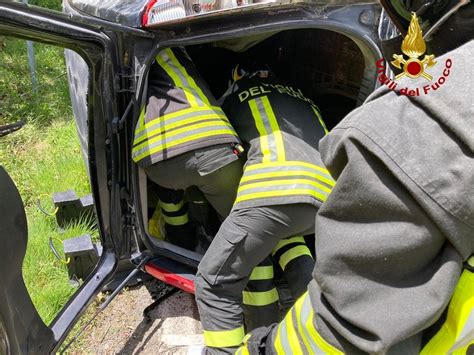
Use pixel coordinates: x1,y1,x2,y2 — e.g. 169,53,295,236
132,47,244,250
194,66,333,354
238,1,474,354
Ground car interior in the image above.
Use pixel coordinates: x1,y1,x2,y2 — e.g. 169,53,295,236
136,28,367,268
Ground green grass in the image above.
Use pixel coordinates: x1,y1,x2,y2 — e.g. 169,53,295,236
0,39,71,127
0,33,97,325
29,0,62,11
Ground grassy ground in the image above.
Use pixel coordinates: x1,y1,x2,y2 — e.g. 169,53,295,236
0,32,97,325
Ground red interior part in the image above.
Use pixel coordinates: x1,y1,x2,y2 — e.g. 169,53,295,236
142,0,158,27
145,262,196,294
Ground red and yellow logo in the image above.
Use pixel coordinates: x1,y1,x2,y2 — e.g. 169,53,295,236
375,12,453,96
391,13,437,81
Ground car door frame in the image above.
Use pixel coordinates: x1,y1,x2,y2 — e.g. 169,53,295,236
0,2,154,351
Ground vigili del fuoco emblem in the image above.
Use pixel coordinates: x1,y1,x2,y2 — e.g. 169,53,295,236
391,12,437,81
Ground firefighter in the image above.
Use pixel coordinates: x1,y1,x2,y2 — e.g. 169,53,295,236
238,2,474,354
132,47,244,249
194,66,333,353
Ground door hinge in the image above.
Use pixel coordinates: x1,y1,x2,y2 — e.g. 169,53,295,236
115,68,136,94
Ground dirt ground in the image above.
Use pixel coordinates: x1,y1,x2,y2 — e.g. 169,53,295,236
70,281,204,354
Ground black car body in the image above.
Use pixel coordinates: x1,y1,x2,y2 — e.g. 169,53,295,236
0,1,394,352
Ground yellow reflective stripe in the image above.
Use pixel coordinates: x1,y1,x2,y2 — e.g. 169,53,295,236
249,99,271,163
135,105,225,135
157,50,199,107
133,128,238,162
238,179,332,195
242,288,279,306
166,49,212,107
272,236,305,255
246,161,332,176
249,265,274,281
158,199,184,212
241,170,335,187
312,105,328,135
133,120,234,152
306,307,344,354
203,327,245,348
468,256,474,267
420,269,474,355
134,112,229,146
235,345,250,355
137,108,146,130
286,306,304,354
294,295,312,353
235,188,329,204
279,245,313,271
163,214,189,226
261,96,285,161
274,319,285,355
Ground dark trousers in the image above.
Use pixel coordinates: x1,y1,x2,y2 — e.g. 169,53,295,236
145,144,243,219
195,204,316,354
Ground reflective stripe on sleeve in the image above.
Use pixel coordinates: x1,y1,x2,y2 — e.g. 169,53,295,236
294,293,313,353
235,344,250,355
303,294,343,354
165,49,212,107
242,288,279,306
287,304,306,354
157,50,199,107
420,268,474,355
203,326,245,348
249,265,274,281
137,108,146,130
272,292,344,354
157,49,212,108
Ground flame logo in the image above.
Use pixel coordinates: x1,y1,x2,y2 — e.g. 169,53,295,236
391,13,436,81
401,13,426,58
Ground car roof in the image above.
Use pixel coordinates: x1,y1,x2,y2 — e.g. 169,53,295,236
65,0,148,27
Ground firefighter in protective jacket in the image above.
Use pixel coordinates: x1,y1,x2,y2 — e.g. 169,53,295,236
194,67,332,353
237,2,474,354
132,47,244,249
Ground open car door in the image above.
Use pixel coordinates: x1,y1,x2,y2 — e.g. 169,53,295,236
0,167,54,354
0,3,154,353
